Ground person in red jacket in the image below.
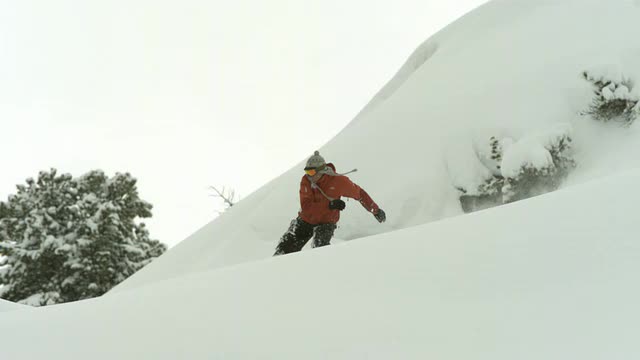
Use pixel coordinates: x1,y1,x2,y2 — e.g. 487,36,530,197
274,151,386,256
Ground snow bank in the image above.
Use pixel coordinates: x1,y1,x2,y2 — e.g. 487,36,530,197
4,1,640,358
111,0,640,293
2,170,640,358
0,298,25,312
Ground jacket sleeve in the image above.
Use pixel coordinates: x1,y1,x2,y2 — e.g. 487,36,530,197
336,176,380,214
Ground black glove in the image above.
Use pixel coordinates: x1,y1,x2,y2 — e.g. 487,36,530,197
328,199,346,210
374,209,386,223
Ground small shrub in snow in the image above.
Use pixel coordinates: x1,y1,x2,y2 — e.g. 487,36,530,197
544,130,576,182
501,129,576,203
582,68,640,126
459,127,576,211
502,163,559,203
0,169,166,306
458,176,503,213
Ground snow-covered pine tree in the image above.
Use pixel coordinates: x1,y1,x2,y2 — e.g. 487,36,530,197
582,68,640,126
501,128,576,203
0,170,76,305
501,162,558,203
0,169,166,306
460,125,576,211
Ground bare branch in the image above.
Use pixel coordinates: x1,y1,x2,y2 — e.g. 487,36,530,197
209,186,236,209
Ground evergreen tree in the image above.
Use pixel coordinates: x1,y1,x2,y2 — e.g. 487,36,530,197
0,169,166,306
582,69,640,126
459,127,576,212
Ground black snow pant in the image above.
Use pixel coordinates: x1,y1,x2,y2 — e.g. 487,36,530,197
273,217,337,256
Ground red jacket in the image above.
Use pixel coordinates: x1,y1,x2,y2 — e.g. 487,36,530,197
298,164,380,225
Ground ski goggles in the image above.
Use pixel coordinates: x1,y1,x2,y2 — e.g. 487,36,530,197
304,168,317,176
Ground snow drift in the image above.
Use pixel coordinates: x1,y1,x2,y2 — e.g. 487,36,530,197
3,0,640,358
2,170,640,359
115,0,640,292
0,298,24,312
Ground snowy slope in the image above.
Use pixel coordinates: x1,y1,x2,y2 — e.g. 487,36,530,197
114,0,640,292
0,298,24,312
1,171,640,359
3,1,640,358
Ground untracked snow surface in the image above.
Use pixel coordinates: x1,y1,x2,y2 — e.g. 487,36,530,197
2,171,640,359
0,298,24,312
3,0,640,358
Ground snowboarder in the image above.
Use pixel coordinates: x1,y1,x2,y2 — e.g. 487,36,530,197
274,151,386,256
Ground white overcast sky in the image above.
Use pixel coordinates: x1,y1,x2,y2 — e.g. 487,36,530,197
0,0,487,247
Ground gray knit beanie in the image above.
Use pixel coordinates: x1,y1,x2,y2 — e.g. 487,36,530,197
304,151,326,170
